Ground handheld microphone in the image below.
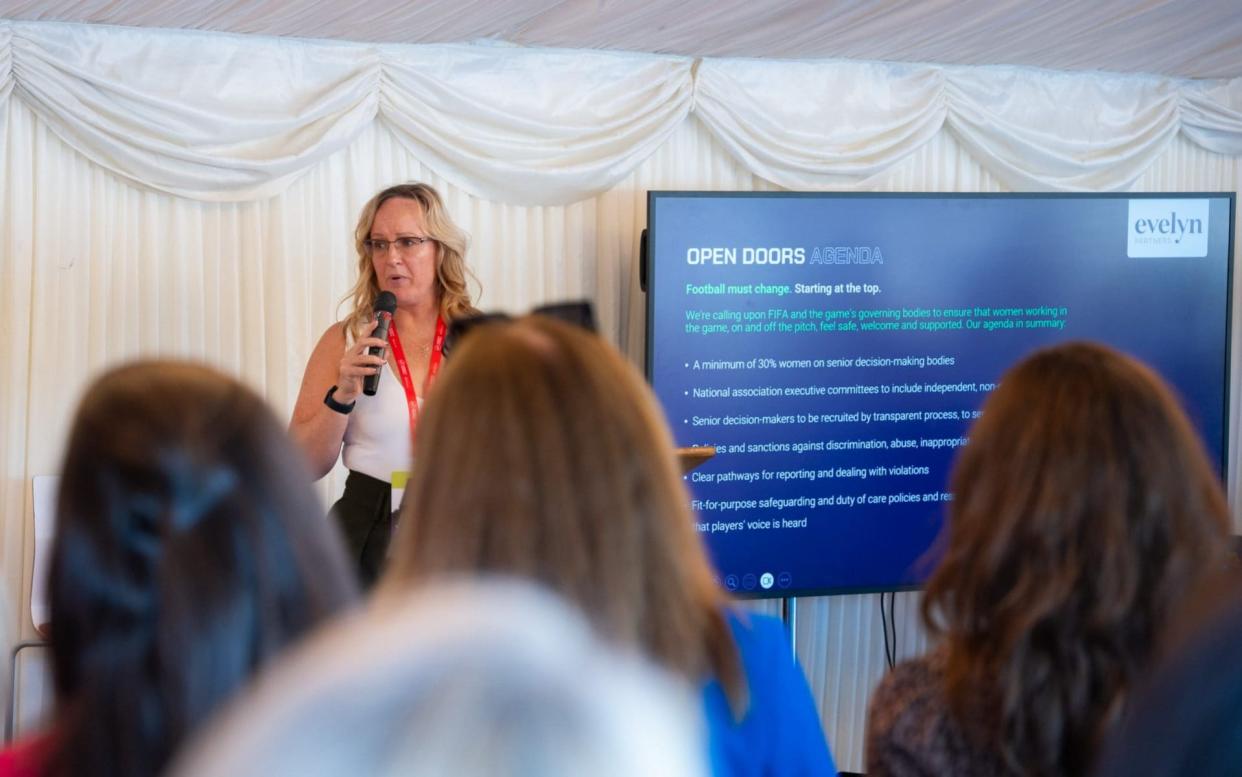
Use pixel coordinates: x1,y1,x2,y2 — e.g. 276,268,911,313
363,291,398,397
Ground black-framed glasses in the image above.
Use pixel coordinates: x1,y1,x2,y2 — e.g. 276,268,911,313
443,300,597,357
364,236,434,255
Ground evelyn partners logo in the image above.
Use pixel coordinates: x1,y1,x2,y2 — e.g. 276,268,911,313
1127,199,1209,258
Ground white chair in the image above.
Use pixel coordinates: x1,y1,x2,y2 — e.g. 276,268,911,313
5,476,57,743
5,640,47,743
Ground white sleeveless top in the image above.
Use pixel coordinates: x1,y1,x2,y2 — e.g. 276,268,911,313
341,335,419,483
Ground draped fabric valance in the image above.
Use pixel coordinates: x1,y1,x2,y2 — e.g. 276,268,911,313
0,19,1240,204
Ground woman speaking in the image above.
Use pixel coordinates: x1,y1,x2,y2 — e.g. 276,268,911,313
291,183,478,585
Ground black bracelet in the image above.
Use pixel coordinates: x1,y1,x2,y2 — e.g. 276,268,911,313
323,386,356,415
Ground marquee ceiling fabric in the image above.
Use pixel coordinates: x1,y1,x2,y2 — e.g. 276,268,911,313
2,0,1241,79
1,19,1240,204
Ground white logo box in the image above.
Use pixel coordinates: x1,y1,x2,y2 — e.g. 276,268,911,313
1127,199,1209,258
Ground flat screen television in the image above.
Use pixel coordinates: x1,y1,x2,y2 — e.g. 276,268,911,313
645,192,1235,598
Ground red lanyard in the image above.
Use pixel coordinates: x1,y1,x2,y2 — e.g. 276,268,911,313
388,315,447,442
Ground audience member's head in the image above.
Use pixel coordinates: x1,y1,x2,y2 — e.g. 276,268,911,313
170,579,707,777
921,341,1232,776
1092,581,1242,777
46,361,356,777
382,315,744,708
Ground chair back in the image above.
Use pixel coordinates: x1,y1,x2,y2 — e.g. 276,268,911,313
31,476,59,633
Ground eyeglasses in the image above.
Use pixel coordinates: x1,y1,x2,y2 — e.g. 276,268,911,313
443,300,597,357
364,236,434,255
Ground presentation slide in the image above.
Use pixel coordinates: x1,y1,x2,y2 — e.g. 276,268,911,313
647,193,1234,597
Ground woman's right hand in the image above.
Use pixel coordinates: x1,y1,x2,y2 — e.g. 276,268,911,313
334,319,388,403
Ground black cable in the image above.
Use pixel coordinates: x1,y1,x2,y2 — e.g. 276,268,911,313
887,590,898,667
878,592,884,664
879,592,895,669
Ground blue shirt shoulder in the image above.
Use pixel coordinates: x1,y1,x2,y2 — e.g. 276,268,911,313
701,610,838,777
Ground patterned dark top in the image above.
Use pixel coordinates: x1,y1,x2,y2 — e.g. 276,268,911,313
865,648,1013,777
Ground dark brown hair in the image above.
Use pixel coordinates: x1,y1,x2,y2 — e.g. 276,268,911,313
47,361,356,777
922,341,1231,776
1094,577,1242,777
382,316,745,709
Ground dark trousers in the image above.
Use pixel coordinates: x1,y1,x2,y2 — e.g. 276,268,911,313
329,470,392,588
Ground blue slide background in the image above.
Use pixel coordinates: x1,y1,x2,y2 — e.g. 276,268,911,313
647,193,1234,597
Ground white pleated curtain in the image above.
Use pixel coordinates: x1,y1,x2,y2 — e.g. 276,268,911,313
1,19,1240,769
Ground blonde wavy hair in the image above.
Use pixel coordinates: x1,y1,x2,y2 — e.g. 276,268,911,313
341,183,479,336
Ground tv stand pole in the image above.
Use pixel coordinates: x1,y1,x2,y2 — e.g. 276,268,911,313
782,596,797,658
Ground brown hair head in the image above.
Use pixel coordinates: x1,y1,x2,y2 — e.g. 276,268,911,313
342,182,478,334
922,341,1231,776
48,360,356,777
382,316,744,709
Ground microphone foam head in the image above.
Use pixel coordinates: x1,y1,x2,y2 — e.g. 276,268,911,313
374,291,398,314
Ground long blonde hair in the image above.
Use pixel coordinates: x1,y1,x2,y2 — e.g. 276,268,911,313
383,316,746,712
341,183,479,335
